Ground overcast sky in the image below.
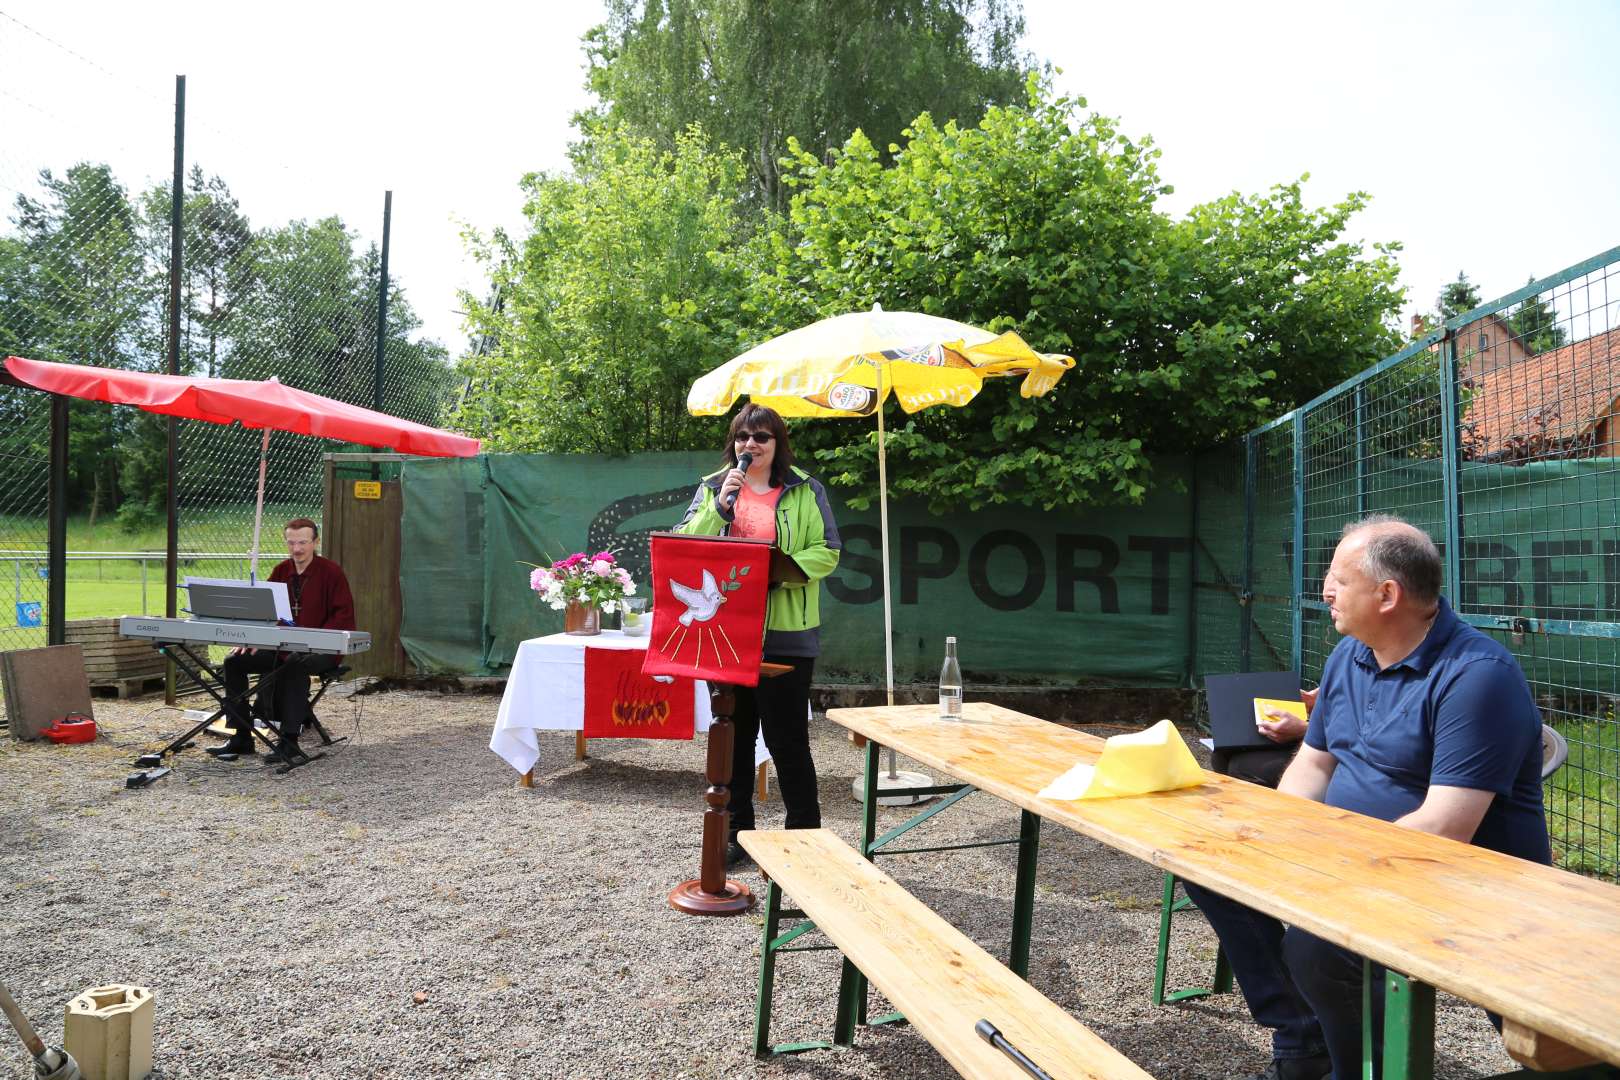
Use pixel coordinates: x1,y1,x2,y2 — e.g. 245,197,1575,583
3,0,1617,357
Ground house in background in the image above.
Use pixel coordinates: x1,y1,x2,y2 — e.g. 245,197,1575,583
1461,323,1620,461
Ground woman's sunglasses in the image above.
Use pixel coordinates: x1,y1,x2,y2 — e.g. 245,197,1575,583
734,431,775,445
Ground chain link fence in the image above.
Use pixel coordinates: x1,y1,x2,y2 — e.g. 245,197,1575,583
0,12,459,665
1199,244,1620,878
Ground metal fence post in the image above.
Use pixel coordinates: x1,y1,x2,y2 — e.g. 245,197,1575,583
1354,384,1367,517
1292,412,1305,673
1240,433,1255,672
47,394,67,646
1436,333,1463,595
375,190,392,414
164,74,186,703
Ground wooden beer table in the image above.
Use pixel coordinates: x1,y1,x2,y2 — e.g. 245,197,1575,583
828,702,1620,1079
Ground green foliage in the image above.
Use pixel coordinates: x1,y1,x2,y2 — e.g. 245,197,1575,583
1504,275,1568,354
0,165,153,524
1436,270,1482,319
0,161,454,525
456,125,748,454
580,0,1036,209
739,88,1406,510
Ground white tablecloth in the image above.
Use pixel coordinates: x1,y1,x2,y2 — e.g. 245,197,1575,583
489,630,768,775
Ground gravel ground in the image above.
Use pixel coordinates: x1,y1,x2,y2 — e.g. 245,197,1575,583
0,687,1519,1080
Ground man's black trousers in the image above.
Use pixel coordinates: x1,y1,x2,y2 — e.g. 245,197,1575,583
221,650,339,742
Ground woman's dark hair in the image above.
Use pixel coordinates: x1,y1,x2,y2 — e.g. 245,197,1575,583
723,403,794,487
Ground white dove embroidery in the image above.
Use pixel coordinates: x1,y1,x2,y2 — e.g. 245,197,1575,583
669,569,726,625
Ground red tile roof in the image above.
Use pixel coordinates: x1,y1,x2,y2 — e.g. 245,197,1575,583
1462,326,1620,459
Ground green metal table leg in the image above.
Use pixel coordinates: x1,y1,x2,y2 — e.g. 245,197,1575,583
855,738,880,1026
1009,808,1041,979
833,956,860,1047
1153,872,1231,1005
1382,968,1435,1080
1152,871,1177,1005
753,880,783,1056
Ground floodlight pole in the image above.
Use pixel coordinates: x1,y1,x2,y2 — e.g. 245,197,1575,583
375,190,391,413
164,74,185,703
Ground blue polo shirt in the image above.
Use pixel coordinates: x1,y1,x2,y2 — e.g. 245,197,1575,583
1305,597,1550,864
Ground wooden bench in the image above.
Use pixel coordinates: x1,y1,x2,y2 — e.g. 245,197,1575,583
740,828,1153,1080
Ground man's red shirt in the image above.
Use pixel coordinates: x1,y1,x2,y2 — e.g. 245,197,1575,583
268,555,356,631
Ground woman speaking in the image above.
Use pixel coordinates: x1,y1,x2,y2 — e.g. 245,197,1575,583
676,403,842,867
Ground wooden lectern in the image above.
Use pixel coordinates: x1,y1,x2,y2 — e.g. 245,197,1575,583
660,535,807,916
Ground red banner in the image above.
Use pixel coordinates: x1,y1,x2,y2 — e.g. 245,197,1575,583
583,647,696,740
641,534,771,686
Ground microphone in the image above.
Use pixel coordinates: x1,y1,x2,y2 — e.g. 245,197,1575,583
726,451,753,511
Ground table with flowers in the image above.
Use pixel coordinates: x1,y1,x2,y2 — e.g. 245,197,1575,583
492,549,770,792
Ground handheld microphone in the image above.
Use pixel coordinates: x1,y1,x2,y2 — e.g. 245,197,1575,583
727,451,753,511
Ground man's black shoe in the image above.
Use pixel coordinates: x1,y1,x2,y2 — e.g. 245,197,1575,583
262,741,307,766
725,840,753,869
1250,1054,1333,1080
206,737,255,759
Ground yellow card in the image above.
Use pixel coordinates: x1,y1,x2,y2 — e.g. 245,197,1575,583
1253,697,1307,725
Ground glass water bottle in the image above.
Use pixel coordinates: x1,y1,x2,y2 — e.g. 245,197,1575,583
938,637,963,720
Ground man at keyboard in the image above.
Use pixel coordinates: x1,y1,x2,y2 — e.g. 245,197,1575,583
210,517,356,764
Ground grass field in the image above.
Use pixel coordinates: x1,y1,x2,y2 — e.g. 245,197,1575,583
0,506,304,649
1548,718,1620,879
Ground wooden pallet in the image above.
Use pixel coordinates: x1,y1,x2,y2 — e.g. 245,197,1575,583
68,618,166,687
88,675,166,699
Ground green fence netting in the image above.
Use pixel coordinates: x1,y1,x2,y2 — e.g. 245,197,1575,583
1208,244,1620,878
401,452,1199,688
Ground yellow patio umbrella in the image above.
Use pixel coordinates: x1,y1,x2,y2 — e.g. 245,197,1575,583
689,305,1074,791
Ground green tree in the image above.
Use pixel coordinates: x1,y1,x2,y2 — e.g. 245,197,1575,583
0,164,154,528
1504,275,1567,354
741,88,1405,510
117,168,260,530
1437,270,1481,319
457,125,748,453
580,0,1036,208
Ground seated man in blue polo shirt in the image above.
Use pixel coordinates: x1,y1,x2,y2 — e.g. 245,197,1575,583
1184,515,1549,1080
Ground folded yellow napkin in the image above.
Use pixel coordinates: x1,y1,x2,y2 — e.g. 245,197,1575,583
1253,697,1307,726
1037,719,1205,800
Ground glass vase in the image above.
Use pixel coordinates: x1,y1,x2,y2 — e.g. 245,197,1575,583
564,600,601,636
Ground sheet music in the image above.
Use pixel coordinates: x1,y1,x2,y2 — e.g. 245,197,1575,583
184,576,294,623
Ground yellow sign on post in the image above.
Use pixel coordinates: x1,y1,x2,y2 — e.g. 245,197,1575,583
353,481,382,500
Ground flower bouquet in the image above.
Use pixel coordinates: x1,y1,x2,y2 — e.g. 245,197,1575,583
527,551,636,636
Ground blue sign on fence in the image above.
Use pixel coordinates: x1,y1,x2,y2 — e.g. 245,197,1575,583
16,601,42,628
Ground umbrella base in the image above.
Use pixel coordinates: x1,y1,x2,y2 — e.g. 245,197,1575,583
852,769,937,806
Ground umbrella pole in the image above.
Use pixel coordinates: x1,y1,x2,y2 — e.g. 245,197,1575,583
875,383,899,780
249,428,270,583
851,374,932,806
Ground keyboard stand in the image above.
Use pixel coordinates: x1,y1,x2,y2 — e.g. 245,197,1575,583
134,642,320,775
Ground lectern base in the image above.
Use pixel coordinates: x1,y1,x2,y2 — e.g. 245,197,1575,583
668,878,755,916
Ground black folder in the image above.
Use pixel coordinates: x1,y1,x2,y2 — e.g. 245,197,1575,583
1204,671,1304,750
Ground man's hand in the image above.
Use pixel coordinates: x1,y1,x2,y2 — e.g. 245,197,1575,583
1301,687,1318,713
1256,704,1307,743
230,646,258,656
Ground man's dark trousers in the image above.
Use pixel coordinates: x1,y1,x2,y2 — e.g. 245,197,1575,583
221,650,340,742
1182,880,1382,1080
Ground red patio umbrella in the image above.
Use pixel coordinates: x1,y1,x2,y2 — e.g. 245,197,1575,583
4,355,479,575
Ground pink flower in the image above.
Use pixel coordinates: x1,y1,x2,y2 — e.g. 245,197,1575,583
529,568,550,591
590,551,615,564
